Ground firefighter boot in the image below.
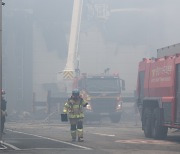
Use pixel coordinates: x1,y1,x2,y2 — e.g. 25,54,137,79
78,137,84,142
71,132,76,142
71,131,76,142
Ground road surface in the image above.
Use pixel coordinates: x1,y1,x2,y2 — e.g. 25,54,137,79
1,103,180,154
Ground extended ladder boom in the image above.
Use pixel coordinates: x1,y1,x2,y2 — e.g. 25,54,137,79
63,0,83,80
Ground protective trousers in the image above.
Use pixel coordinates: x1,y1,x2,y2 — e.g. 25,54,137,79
69,118,83,140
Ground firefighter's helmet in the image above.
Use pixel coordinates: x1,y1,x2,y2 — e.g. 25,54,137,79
72,89,80,97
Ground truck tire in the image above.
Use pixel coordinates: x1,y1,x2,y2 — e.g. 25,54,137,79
151,108,168,139
144,108,152,138
110,113,121,123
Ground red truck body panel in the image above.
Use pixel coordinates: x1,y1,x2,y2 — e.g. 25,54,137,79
148,58,174,97
137,55,180,128
138,57,176,97
137,44,180,139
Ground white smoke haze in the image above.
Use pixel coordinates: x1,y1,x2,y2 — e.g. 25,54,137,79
2,0,180,110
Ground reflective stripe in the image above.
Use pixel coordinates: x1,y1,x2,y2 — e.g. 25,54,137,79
63,102,69,113
68,113,84,119
72,104,82,109
77,129,83,138
77,129,83,132
64,103,69,107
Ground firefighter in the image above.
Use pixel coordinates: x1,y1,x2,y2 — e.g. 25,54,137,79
1,90,7,134
63,89,88,142
133,102,139,126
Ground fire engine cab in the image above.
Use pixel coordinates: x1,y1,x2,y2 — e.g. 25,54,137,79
73,73,125,123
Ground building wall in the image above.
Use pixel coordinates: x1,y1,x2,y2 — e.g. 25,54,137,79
3,10,33,111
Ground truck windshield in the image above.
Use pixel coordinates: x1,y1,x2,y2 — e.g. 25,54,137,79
86,78,120,92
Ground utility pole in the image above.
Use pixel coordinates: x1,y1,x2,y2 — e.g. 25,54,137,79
0,0,4,141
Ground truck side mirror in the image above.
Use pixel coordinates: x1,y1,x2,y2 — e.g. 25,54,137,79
122,80,125,91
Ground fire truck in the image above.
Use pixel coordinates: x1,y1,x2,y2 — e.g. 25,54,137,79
136,43,180,139
73,72,125,123
59,0,125,123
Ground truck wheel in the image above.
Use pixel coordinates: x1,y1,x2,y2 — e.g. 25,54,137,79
151,108,168,139
110,114,121,123
144,108,152,138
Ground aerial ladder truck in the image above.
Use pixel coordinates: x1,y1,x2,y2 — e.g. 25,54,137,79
45,0,83,116
62,0,83,95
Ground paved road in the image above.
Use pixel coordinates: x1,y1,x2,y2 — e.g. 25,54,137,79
1,103,180,154
1,121,180,154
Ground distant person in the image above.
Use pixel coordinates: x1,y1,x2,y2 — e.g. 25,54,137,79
1,90,7,134
63,89,88,142
133,102,139,126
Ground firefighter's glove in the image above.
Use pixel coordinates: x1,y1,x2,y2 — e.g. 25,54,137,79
63,111,67,114
83,103,88,107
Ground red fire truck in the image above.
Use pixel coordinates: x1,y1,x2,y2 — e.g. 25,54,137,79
73,73,125,123
136,43,180,139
